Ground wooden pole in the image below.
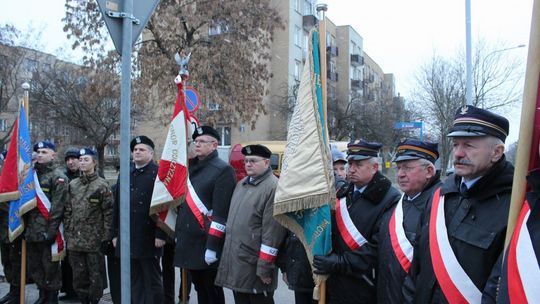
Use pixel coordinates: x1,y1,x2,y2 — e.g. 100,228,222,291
181,268,187,304
20,82,30,304
318,12,328,304
503,0,540,252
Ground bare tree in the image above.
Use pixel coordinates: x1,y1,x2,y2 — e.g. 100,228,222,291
63,0,284,129
31,61,124,175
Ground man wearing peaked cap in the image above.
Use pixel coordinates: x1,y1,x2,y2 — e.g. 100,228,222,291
313,139,400,303
355,138,441,303
404,105,515,303
26,141,69,302
175,125,236,304
215,144,286,302
112,135,167,303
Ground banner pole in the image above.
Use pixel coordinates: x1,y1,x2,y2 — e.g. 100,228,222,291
19,82,30,304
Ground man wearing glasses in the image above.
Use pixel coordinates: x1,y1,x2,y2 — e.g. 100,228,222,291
174,126,236,304
215,144,286,304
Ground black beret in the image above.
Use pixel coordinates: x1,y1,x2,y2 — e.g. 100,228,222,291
393,138,439,163
64,148,80,160
79,148,97,158
241,144,272,159
130,135,155,152
347,139,382,161
33,141,56,152
447,105,509,142
192,125,221,142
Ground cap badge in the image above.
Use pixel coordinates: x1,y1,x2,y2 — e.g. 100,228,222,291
80,148,86,155
136,137,141,144
460,106,469,115
246,146,251,154
38,142,44,148
197,127,203,134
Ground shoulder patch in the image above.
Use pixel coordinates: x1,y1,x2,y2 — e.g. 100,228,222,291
57,178,65,183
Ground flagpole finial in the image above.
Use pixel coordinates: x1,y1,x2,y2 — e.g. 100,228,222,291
21,82,30,90
175,52,191,81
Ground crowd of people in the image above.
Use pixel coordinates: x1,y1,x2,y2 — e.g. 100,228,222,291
0,104,538,304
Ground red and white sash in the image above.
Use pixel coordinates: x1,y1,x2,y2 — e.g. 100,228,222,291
34,172,65,261
507,200,540,303
429,188,481,304
389,194,413,272
185,178,209,228
335,197,368,250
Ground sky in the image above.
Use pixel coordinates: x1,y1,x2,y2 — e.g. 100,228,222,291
0,0,535,143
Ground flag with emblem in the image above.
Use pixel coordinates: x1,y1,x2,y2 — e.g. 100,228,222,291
0,110,20,203
150,75,190,235
273,28,334,298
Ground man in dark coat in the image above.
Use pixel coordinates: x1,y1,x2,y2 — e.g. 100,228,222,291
313,139,400,304
174,126,236,304
112,135,167,304
403,105,514,303
373,139,441,303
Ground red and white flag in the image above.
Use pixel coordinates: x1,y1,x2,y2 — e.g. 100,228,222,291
150,75,190,235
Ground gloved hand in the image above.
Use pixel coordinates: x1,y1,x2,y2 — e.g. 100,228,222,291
313,253,344,274
204,249,218,265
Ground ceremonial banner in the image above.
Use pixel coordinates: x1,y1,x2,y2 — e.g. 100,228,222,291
273,29,335,297
150,75,190,235
8,103,37,241
0,111,20,203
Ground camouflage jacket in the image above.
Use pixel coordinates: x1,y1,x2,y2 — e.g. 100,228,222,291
65,172,113,252
25,162,68,242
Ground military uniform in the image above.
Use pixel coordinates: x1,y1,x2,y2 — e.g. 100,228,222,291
65,171,113,303
25,160,68,300
0,207,21,304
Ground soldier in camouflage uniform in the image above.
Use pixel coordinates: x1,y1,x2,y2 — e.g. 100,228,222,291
25,141,68,304
65,148,113,304
0,207,21,304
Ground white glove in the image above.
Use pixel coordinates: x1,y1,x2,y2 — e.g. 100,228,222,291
205,249,218,265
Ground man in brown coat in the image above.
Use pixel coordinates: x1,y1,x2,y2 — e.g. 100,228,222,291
215,144,286,304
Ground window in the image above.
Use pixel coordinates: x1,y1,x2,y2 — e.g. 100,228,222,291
294,60,302,81
216,126,231,146
23,58,38,72
304,0,313,15
107,145,118,156
294,26,302,47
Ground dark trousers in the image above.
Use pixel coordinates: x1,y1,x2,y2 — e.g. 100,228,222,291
107,255,120,304
190,268,224,304
0,238,21,287
162,243,175,304
294,291,317,304
60,253,76,295
131,258,164,304
68,251,104,301
26,241,62,291
233,291,274,304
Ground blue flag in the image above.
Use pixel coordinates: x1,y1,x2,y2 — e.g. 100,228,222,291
8,103,37,241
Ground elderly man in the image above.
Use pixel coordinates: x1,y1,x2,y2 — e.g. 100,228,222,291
26,141,69,303
373,139,441,303
313,139,400,303
174,126,236,304
112,135,167,304
215,144,286,304
403,105,514,303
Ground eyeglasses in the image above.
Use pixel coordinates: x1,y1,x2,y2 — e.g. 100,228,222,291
193,139,216,145
244,158,265,164
397,164,428,173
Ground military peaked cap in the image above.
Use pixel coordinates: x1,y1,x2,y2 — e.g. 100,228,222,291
447,105,509,142
347,139,382,161
393,138,439,163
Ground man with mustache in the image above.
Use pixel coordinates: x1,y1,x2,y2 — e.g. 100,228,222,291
403,105,514,303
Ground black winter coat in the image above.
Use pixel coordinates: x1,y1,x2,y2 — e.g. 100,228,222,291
112,161,166,259
174,150,236,270
375,177,441,304
278,232,315,293
403,157,514,303
327,172,400,304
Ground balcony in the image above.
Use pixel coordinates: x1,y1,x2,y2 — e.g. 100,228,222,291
327,45,339,57
365,74,375,84
302,15,318,31
351,79,363,89
350,54,364,66
327,71,338,82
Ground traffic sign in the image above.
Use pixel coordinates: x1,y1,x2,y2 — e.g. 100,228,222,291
185,86,200,113
394,121,423,129
96,0,160,54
